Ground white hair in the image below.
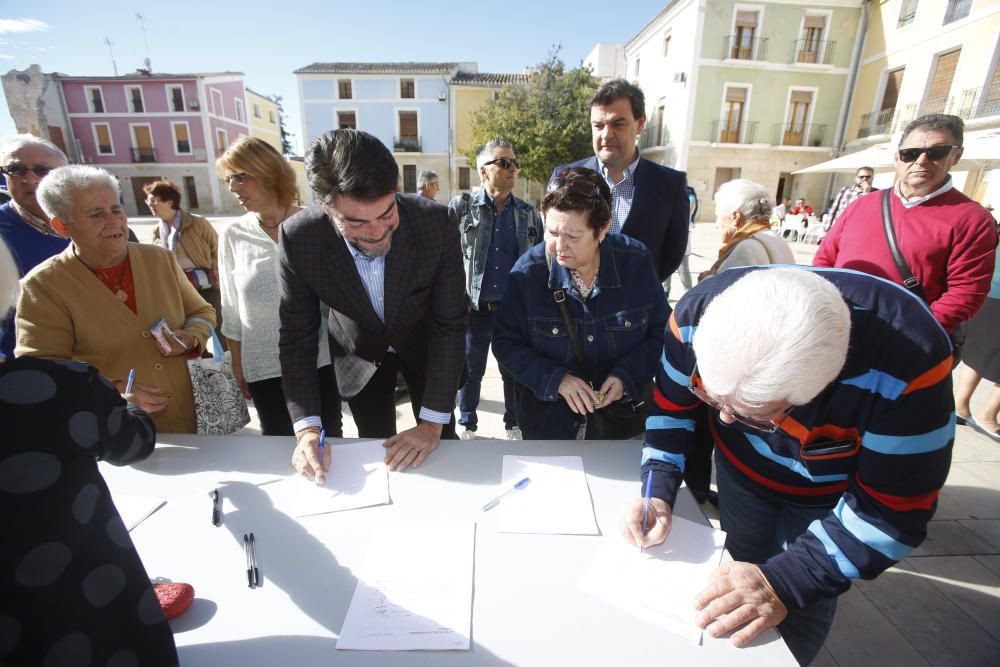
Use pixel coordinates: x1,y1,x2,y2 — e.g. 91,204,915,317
0,133,68,165
692,267,851,407
714,178,772,222
417,170,438,189
0,239,19,318
475,139,514,170
36,165,121,224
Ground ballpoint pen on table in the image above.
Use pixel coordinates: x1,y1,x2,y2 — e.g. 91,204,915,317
211,488,221,526
249,532,260,587
124,368,136,395
481,477,531,512
243,534,254,588
640,471,654,554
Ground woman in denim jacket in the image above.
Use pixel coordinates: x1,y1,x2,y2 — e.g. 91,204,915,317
493,168,669,439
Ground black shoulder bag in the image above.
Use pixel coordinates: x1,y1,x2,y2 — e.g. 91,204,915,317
550,281,647,440
880,189,965,363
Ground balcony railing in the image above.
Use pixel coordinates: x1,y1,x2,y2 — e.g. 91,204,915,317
724,36,768,61
130,147,157,163
858,108,895,138
773,123,827,147
952,84,1000,119
394,136,421,152
712,119,758,144
944,0,973,24
918,96,950,116
793,39,836,65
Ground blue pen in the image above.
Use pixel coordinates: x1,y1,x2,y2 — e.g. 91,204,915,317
640,472,654,554
482,477,531,511
314,429,326,486
124,368,136,395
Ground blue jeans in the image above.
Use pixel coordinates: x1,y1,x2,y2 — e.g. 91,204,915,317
715,453,838,666
458,306,516,431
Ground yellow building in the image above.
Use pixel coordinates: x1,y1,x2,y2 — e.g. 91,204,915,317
246,88,283,153
843,0,1000,207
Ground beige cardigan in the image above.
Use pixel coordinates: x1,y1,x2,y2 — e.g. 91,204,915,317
16,243,215,434
151,210,219,274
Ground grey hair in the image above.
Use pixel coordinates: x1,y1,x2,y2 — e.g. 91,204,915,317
417,170,439,189
714,178,772,222
692,267,850,407
36,165,121,223
0,133,68,165
901,114,964,147
0,239,19,319
476,139,514,170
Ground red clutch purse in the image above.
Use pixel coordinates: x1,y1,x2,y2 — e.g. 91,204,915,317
153,582,195,619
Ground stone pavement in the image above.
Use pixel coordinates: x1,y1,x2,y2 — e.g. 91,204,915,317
132,215,1000,666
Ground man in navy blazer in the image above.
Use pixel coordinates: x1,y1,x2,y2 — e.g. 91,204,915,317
551,79,689,283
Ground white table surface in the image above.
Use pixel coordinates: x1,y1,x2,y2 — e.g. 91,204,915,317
100,435,796,666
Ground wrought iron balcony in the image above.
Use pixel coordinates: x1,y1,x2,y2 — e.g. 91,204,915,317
724,36,768,61
944,0,973,24
952,84,1000,119
773,123,828,147
130,147,157,163
393,136,421,152
712,120,758,144
857,108,895,138
918,96,950,116
793,39,836,65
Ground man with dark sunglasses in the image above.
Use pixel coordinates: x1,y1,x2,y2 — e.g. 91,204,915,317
815,114,997,334
449,139,542,440
823,166,876,232
550,79,689,285
0,134,69,358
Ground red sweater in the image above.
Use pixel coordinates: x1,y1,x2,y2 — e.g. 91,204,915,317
814,188,998,332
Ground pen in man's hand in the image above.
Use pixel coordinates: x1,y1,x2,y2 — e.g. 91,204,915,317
211,488,221,526
481,477,531,511
316,429,326,486
640,471,654,554
124,368,136,395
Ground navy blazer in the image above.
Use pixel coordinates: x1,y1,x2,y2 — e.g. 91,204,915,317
550,156,689,281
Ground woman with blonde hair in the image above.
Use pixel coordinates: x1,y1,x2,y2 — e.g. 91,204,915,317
216,137,341,436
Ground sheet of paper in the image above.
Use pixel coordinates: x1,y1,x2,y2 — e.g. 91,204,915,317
578,515,726,643
492,455,599,535
112,495,168,532
337,521,475,651
270,440,390,517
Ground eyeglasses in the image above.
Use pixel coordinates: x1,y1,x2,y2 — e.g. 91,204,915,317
1,164,52,179
897,145,960,163
856,174,873,180
223,172,250,185
546,175,602,198
687,364,793,433
483,157,520,170
145,196,161,205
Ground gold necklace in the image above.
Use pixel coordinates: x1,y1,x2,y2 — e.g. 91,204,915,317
257,205,291,230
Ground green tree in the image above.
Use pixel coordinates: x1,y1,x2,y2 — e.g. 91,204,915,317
465,51,599,186
270,94,294,155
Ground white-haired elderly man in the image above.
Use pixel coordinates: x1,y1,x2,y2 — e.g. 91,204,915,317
621,266,954,665
449,139,542,439
417,170,440,200
0,134,70,358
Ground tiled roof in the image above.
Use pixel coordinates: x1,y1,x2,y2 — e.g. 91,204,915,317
294,62,460,74
450,72,527,87
52,71,243,81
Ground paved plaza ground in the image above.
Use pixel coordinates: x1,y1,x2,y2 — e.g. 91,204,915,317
131,214,1000,666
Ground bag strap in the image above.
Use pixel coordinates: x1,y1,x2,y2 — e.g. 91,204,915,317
548,255,591,383
184,316,224,363
880,189,925,300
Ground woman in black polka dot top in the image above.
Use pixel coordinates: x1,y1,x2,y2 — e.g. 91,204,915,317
0,238,178,665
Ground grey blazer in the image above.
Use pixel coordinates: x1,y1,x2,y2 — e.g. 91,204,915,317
278,194,467,422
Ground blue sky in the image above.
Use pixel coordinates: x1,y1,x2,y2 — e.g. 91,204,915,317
0,1,667,153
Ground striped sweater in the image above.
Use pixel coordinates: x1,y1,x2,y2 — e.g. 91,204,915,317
643,266,954,609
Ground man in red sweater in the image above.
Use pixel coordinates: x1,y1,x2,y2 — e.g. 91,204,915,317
814,114,997,332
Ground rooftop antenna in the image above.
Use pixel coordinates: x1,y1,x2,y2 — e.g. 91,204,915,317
136,12,151,72
104,37,119,76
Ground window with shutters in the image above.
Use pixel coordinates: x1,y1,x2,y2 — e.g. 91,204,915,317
93,123,113,155
126,86,144,113
981,57,1000,117
396,111,419,151
898,0,918,28
923,49,960,114
235,99,246,123
943,0,971,25
783,90,813,145
338,79,352,99
400,79,415,99
797,15,826,64
881,68,905,111
403,165,417,193
732,10,758,60
720,86,748,142
338,111,357,130
172,122,192,154
86,86,105,113
253,103,261,118
167,85,185,112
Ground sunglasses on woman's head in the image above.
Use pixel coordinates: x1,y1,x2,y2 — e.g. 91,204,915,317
546,175,602,198
897,145,960,163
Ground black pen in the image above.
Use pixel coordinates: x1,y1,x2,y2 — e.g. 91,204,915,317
249,532,260,587
211,488,221,526
243,533,254,588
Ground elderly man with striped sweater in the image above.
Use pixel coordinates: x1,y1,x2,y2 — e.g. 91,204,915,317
621,266,954,665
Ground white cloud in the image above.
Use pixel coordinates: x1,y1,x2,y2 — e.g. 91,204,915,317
0,19,49,35
0,55,16,60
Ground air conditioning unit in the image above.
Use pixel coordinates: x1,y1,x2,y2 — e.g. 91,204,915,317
438,92,447,101
674,72,686,83
189,100,200,109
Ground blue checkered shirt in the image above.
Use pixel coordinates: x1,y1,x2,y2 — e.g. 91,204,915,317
599,153,640,234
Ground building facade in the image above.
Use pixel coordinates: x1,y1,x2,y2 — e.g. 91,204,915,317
246,88,283,153
625,0,865,220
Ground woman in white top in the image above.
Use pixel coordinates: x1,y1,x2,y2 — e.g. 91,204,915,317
216,137,342,436
699,179,796,282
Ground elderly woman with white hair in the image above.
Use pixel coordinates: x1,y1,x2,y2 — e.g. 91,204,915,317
698,178,795,282
15,165,215,434
621,266,955,665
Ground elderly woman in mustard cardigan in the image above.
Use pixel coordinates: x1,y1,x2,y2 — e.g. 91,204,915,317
15,165,215,434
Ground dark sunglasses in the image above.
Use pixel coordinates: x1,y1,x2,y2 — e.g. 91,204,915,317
1,164,52,178
687,364,792,433
223,172,250,185
483,157,520,170
897,145,960,163
546,174,602,198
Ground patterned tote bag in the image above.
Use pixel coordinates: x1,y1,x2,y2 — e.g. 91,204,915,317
184,317,250,435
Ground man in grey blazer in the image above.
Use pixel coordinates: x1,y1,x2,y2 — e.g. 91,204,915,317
279,130,467,481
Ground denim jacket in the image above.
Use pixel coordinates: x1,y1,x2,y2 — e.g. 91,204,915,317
448,188,543,309
493,233,669,402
